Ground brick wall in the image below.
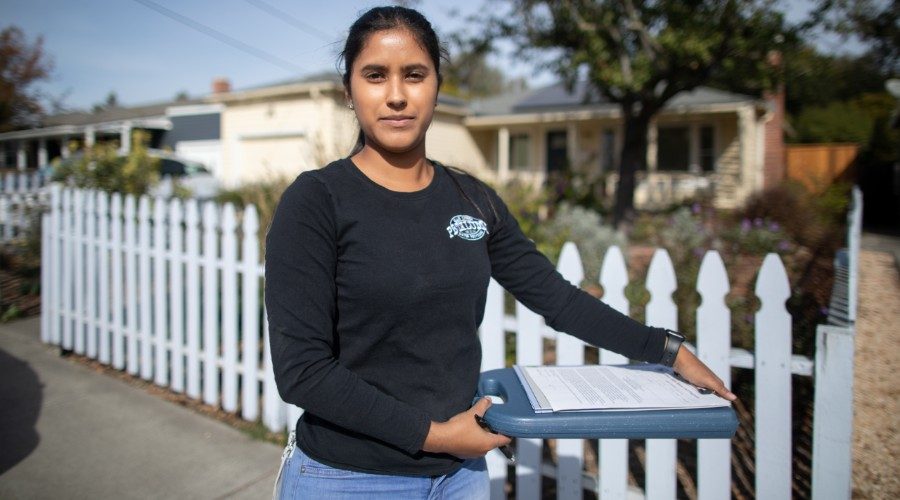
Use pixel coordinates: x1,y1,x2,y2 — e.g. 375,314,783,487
763,85,786,188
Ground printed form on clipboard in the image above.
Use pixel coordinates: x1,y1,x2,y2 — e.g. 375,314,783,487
513,364,732,413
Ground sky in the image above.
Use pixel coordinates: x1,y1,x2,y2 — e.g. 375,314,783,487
3,0,865,113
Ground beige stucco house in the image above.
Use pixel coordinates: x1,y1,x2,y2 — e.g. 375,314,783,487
208,75,491,188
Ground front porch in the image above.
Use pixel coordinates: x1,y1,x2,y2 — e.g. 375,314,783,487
465,103,766,210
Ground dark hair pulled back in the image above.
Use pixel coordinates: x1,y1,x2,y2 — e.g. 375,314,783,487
339,6,448,156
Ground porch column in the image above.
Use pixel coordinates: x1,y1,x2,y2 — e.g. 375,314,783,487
61,136,71,159
38,139,48,167
84,126,95,148
566,123,579,172
120,121,132,154
689,123,701,174
737,107,755,188
646,120,658,172
498,126,510,183
17,141,27,171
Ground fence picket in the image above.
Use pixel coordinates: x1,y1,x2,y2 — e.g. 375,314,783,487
40,209,50,344
241,206,260,421
85,191,97,358
125,195,139,375
202,202,220,406
153,197,169,386
184,200,202,399
696,251,732,500
169,198,185,393
49,185,62,345
61,190,73,350
111,194,125,369
754,254,792,500
555,242,586,500
480,278,508,499
221,203,239,413
644,249,678,500
98,192,110,364
515,300,543,500
73,190,85,354
138,196,153,381
598,245,630,499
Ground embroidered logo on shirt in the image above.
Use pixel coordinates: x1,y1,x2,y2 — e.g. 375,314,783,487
446,215,489,241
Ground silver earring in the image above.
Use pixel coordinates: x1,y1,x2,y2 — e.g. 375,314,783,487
348,103,354,110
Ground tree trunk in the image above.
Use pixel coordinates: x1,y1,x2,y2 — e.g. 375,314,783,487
613,109,651,228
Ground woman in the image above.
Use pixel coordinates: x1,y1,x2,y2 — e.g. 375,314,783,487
265,6,736,499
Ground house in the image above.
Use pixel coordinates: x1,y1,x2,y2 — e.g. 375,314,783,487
207,73,487,188
210,76,784,209
2,74,784,210
466,81,785,209
0,82,225,177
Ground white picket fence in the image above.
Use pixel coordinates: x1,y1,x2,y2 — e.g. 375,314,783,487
39,184,858,499
0,171,49,244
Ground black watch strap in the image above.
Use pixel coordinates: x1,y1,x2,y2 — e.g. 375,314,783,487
660,329,685,367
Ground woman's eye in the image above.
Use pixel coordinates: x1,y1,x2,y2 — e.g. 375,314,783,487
407,72,425,81
365,73,385,81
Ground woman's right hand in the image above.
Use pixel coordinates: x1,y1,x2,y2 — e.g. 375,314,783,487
422,398,512,459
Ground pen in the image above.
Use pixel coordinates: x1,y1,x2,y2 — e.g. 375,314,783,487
474,414,517,464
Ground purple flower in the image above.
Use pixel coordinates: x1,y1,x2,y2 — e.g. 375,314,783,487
778,240,791,251
692,203,701,215
693,247,705,257
820,307,830,316
741,219,751,232
769,221,780,232
753,217,764,228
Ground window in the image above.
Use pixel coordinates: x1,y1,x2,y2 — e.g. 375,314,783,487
601,129,616,172
700,126,715,172
510,133,530,171
657,126,690,171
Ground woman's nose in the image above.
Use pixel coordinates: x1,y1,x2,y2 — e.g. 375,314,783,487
386,77,407,108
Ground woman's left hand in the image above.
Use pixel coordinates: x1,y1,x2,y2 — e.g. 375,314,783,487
672,346,737,401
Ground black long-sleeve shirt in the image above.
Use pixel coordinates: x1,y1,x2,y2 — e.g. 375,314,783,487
264,158,667,476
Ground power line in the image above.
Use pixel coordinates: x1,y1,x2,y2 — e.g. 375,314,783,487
243,0,337,43
131,0,303,73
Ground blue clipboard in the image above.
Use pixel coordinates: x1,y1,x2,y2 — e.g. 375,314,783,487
474,368,738,439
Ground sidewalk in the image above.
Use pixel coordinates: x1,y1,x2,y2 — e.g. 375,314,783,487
0,316,281,499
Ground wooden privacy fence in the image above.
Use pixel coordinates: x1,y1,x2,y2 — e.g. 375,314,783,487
40,184,857,499
0,171,49,244
786,143,859,193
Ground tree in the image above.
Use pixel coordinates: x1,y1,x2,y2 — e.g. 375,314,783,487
807,0,899,74
92,91,119,113
0,26,54,132
471,1,791,225
442,35,528,99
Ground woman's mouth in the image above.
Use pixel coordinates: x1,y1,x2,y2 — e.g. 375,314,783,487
381,115,415,127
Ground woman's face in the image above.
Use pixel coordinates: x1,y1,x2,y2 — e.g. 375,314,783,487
347,28,438,155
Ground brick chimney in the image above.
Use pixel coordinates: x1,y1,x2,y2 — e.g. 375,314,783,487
762,51,786,188
211,77,232,94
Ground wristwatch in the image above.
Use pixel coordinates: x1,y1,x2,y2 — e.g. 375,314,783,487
659,329,685,367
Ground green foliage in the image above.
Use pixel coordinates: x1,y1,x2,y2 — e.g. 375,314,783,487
792,100,876,144
534,203,627,286
490,179,550,241
721,218,793,256
51,130,159,195
782,47,885,115
740,181,848,249
214,175,293,252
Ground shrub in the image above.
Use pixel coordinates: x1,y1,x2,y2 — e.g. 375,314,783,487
51,130,159,195
534,203,627,287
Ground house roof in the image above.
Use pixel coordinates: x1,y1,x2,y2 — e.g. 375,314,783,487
41,97,206,127
470,81,757,116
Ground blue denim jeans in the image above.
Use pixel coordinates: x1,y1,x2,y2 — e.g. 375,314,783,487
274,431,489,499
